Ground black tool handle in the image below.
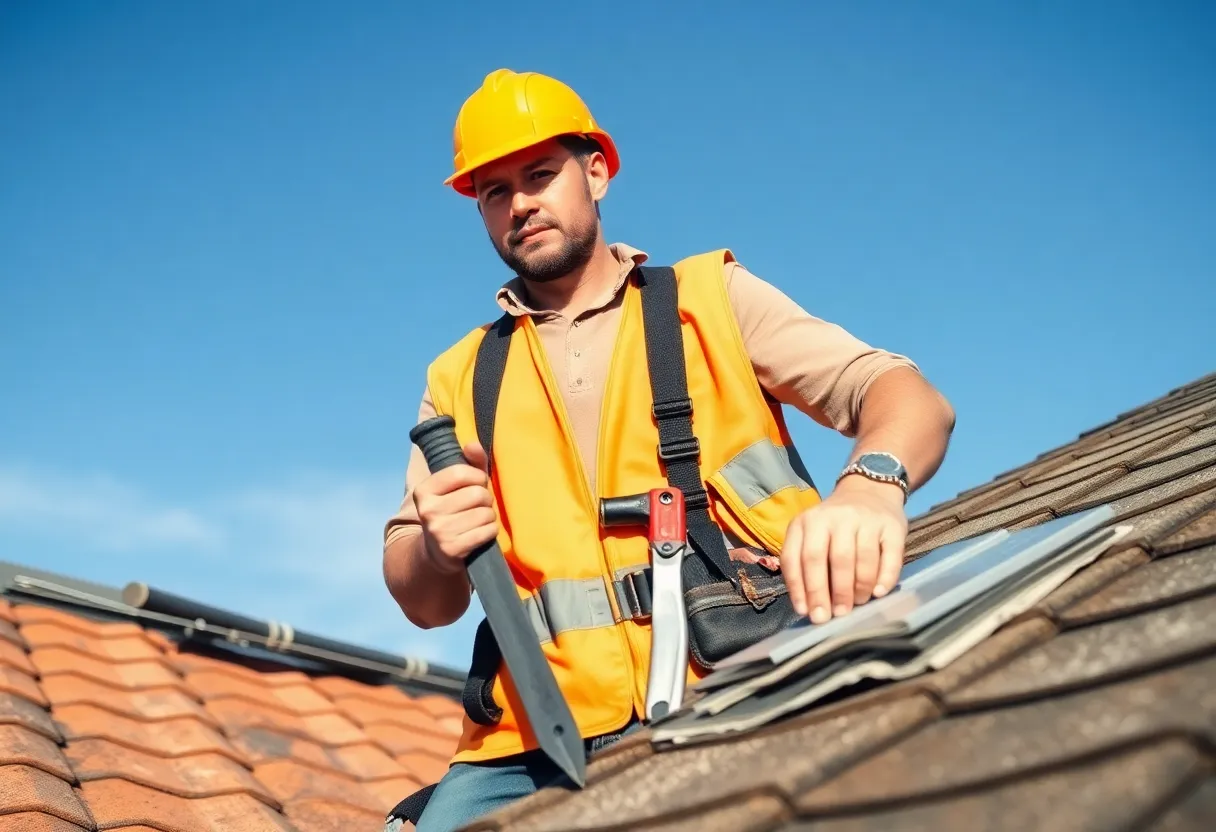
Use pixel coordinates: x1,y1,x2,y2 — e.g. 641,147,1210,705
600,493,652,527
409,415,469,473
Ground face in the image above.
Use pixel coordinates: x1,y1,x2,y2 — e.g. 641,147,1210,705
472,139,609,283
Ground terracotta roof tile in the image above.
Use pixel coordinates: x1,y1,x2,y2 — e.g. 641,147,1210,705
29,649,187,693
369,723,460,759
282,799,386,832
203,699,364,747
394,750,449,785
330,694,452,735
361,776,422,811
65,738,278,807
38,676,216,727
20,623,167,665
0,725,74,781
0,764,95,829
0,639,36,677
185,672,336,716
251,758,400,815
0,692,62,743
227,727,411,786
0,591,459,832
167,653,310,688
796,739,1206,832
54,704,242,763
311,676,415,707
0,665,49,708
11,606,142,639
0,813,91,832
78,779,294,832
0,620,23,650
414,695,464,720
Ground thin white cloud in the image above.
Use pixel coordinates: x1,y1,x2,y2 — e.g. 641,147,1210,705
0,463,479,671
0,465,218,550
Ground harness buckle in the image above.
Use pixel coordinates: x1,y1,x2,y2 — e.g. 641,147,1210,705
614,567,654,620
658,436,701,464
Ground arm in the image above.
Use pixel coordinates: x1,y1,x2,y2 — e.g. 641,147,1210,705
725,262,955,623
382,388,483,629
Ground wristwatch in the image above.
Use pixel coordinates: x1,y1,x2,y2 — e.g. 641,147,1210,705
837,452,909,500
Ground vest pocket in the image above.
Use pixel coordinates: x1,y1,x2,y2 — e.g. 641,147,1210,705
706,437,819,555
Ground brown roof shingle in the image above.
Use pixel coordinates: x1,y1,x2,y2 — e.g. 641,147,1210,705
463,369,1216,831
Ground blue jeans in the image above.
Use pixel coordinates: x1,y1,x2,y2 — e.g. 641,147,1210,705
397,717,642,832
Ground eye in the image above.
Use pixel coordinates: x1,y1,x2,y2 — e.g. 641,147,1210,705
531,169,555,181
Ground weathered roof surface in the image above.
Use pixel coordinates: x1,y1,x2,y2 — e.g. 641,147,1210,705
470,369,1216,832
0,587,465,830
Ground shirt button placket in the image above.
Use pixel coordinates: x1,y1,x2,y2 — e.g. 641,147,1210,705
570,318,585,389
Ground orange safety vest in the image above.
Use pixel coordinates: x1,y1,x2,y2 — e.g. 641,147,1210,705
426,249,823,763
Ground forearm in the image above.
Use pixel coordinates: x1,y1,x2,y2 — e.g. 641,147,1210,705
847,367,955,494
383,530,472,629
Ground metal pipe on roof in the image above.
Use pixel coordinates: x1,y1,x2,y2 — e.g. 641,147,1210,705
122,581,466,683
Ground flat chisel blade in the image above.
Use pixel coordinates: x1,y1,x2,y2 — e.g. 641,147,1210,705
410,415,587,787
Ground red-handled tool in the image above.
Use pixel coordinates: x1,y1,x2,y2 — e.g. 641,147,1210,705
601,487,689,721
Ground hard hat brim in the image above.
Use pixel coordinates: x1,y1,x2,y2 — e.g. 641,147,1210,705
444,128,620,198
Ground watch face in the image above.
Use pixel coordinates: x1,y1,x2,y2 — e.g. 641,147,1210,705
860,453,902,476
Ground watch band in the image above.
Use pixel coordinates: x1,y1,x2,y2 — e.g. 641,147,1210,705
836,452,909,500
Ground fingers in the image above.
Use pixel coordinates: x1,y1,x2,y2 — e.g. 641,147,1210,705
853,521,882,605
802,519,832,624
781,520,807,616
462,440,489,472
875,522,906,599
828,524,856,616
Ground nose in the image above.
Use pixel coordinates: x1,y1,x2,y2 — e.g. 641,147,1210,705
510,188,540,220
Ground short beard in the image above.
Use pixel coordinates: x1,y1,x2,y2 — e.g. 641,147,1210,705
493,207,599,284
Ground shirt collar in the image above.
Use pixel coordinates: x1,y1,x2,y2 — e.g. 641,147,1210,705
495,242,649,317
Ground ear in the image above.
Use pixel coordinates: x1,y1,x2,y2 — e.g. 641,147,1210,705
583,151,611,202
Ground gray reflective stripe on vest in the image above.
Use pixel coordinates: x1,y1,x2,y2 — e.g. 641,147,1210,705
521,576,633,645
718,439,815,509
518,439,812,645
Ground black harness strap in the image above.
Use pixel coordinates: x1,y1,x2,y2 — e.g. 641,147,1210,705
462,311,515,726
635,265,769,595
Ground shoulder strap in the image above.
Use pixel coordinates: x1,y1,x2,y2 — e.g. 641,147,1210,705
462,311,515,726
635,265,757,593
472,311,515,470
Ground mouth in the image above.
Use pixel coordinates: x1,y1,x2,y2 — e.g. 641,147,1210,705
514,225,554,244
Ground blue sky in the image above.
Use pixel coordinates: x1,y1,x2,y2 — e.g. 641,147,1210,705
2,1,1213,670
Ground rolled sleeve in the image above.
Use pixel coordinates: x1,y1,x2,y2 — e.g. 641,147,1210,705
725,262,920,437
382,387,436,549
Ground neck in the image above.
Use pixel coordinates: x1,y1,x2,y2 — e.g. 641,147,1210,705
520,239,620,319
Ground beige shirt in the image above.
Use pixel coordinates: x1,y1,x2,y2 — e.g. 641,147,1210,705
384,243,919,548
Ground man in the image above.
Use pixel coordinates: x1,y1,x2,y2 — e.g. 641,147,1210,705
382,69,955,832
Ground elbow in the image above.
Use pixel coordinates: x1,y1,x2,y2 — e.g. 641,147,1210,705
937,389,957,435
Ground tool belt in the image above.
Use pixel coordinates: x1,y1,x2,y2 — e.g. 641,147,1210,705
461,265,801,727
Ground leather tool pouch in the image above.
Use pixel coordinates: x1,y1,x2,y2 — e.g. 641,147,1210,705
682,552,800,670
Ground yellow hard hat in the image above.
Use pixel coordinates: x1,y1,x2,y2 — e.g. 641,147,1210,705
444,69,620,197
